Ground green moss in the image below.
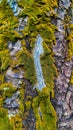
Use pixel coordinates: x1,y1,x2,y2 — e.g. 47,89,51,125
0,75,4,84
32,42,57,130
16,47,37,86
0,108,13,130
25,101,31,111
0,42,7,51
0,83,17,100
19,88,24,113
33,88,57,130
18,1,58,129
37,24,56,45
19,0,57,49
64,4,73,60
10,114,22,130
70,70,73,84
0,1,24,129
0,50,10,71
0,0,58,129
40,43,57,94
67,26,73,60
18,0,34,8
0,1,19,44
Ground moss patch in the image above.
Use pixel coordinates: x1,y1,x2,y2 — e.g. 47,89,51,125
0,108,13,130
33,88,57,130
16,46,37,86
40,42,57,96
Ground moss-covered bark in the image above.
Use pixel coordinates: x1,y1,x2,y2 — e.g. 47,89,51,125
0,0,59,130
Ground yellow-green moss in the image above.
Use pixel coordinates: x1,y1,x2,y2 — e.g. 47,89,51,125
0,50,10,71
16,46,37,86
25,101,31,111
0,83,17,101
32,88,57,130
19,88,24,113
19,0,57,49
70,70,73,84
0,1,24,130
40,42,58,95
67,24,73,60
0,0,19,44
0,0,58,129
0,108,13,130
10,114,22,130
18,1,58,129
